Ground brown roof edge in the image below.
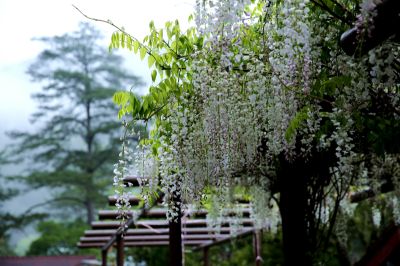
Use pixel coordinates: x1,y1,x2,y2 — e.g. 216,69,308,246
355,224,400,266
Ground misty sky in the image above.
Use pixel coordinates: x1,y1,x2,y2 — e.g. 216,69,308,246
0,0,195,252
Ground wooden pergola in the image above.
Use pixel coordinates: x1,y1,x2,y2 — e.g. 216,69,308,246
78,177,264,266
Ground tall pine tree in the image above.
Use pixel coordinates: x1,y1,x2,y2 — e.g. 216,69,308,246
6,22,143,224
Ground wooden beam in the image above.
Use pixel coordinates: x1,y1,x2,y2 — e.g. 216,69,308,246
84,226,255,237
122,176,140,186
194,229,254,250
108,196,142,207
78,240,212,248
92,219,254,229
253,230,263,266
340,0,400,56
203,247,210,266
116,234,124,266
101,192,166,251
99,218,133,252
169,191,183,266
101,249,108,266
98,208,252,220
81,234,226,243
350,182,394,203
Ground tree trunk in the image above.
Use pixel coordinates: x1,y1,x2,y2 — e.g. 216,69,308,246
85,200,95,225
279,162,311,266
169,218,182,266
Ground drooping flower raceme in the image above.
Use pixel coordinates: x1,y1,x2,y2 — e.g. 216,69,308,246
115,0,400,239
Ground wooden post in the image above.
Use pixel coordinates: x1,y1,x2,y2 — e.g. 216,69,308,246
253,230,262,266
116,234,124,266
101,249,108,266
203,246,210,266
169,188,183,266
169,213,182,266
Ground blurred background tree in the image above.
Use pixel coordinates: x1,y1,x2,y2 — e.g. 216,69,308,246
4,22,143,225
0,168,45,255
26,220,94,256
0,186,19,256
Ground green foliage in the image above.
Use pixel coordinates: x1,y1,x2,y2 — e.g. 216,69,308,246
2,155,44,255
109,20,200,149
285,107,310,142
0,186,18,256
185,231,284,266
0,186,45,255
27,220,96,256
123,231,283,266
345,198,395,263
125,247,168,265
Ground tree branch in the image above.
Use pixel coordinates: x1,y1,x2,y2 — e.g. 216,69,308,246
72,5,168,70
24,196,86,216
310,0,353,26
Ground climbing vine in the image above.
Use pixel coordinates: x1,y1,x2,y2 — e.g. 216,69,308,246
78,0,400,263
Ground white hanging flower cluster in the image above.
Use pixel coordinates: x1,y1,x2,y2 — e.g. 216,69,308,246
249,186,280,232
174,0,274,224
355,0,378,38
132,142,159,206
265,0,313,158
112,121,135,221
372,204,382,227
392,197,400,225
158,132,185,222
114,0,399,239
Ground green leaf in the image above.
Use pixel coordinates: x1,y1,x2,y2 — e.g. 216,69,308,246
148,56,155,68
172,62,179,75
285,107,310,142
118,109,125,119
151,70,157,82
126,36,132,50
158,29,164,43
133,40,139,53
140,47,147,60
149,20,155,30
121,33,125,48
112,91,129,106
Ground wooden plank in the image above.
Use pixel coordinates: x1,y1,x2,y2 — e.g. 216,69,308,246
92,219,254,229
108,196,142,207
194,229,254,250
101,192,165,251
98,208,252,220
84,226,254,237
122,176,141,187
81,234,225,243
78,240,211,248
